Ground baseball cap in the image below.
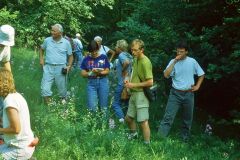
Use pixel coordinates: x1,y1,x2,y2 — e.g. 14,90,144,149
76,33,81,37
0,25,15,46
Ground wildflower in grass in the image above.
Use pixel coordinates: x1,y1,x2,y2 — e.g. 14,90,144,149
19,65,24,70
205,124,213,135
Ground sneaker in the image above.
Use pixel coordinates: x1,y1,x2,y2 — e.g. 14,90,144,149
119,118,124,123
61,98,67,105
109,118,116,129
127,132,138,140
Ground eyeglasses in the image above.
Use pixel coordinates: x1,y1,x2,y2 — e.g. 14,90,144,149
131,48,141,52
176,49,187,54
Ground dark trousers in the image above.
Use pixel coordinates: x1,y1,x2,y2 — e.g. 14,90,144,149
159,88,194,139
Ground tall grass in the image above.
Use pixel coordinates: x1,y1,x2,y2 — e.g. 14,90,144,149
10,48,240,160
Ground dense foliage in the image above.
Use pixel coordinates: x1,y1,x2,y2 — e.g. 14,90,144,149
1,0,240,126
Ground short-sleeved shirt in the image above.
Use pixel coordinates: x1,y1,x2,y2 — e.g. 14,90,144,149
73,38,83,52
3,92,34,148
116,52,133,85
0,46,10,63
41,37,72,64
164,56,205,90
131,55,153,92
81,54,110,77
99,45,110,55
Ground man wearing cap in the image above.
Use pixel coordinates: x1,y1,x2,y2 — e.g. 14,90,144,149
39,24,73,104
73,33,83,68
0,24,15,71
94,36,115,62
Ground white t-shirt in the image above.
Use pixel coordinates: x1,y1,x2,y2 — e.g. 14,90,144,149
99,45,110,55
3,92,34,148
0,46,10,62
164,56,205,90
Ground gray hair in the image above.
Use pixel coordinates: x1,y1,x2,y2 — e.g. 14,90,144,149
94,36,102,42
116,39,128,52
52,24,63,33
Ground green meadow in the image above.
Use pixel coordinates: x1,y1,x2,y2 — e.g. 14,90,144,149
11,48,239,160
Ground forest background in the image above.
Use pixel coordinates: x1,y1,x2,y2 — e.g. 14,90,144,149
0,0,240,159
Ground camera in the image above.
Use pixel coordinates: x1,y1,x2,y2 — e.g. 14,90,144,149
61,67,68,75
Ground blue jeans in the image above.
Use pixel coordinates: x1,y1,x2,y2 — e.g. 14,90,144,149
75,51,83,68
111,84,125,119
87,77,109,112
158,88,194,139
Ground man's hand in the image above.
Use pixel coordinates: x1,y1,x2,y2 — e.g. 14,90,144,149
40,59,44,66
125,82,134,89
191,85,200,92
175,54,183,61
66,65,72,73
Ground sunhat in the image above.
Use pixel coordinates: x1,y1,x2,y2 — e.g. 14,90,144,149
0,25,15,46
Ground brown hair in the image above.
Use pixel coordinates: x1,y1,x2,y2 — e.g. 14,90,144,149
87,40,100,53
0,68,16,97
131,39,144,50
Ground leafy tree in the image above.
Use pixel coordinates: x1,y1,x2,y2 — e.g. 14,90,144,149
1,0,115,47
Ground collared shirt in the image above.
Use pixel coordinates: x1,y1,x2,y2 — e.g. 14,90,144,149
41,37,72,64
73,38,83,52
0,46,10,62
131,55,153,92
165,56,205,90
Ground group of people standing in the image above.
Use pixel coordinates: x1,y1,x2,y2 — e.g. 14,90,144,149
40,23,205,145
0,24,37,159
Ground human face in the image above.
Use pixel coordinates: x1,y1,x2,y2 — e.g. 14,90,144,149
131,44,143,58
90,50,99,58
95,40,102,46
115,46,121,54
176,48,188,60
51,26,62,39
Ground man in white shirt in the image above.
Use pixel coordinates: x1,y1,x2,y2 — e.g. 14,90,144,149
158,41,205,141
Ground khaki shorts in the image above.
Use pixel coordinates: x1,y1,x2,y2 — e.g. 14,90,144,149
127,92,149,122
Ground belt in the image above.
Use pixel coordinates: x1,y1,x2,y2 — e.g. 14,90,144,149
88,76,106,79
173,88,192,92
46,63,65,66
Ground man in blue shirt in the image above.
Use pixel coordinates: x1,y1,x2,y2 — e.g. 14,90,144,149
39,24,73,104
73,33,83,68
158,41,205,141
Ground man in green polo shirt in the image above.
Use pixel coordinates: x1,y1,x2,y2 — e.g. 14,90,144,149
124,39,153,144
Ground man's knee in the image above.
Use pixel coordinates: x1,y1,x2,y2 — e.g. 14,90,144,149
125,115,134,123
140,120,149,127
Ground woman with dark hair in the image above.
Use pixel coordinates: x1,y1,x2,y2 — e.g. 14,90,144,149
0,68,38,159
80,40,110,116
